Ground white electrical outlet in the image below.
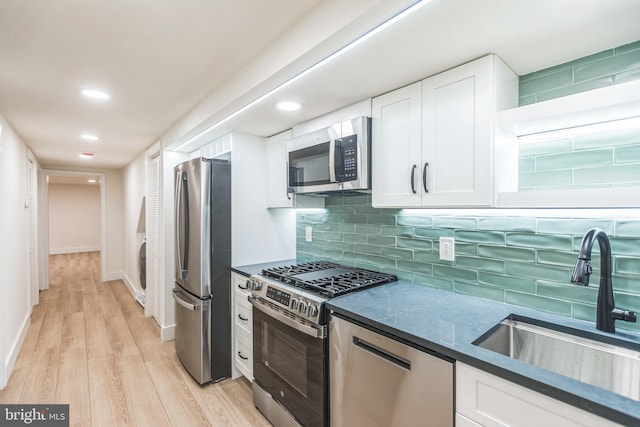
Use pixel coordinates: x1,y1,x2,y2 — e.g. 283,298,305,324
439,237,455,261
305,226,313,242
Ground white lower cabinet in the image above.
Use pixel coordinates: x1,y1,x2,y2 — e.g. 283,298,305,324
231,272,253,381
456,413,483,427
456,363,622,427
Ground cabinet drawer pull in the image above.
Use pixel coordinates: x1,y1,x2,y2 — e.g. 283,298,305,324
410,164,417,194
238,314,249,322
422,162,429,193
238,280,249,290
238,351,249,360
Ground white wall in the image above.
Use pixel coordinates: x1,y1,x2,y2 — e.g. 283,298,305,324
48,183,101,254
122,151,146,294
103,169,124,280
0,114,32,389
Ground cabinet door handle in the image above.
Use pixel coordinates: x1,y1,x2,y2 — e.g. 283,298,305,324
238,314,249,321
422,162,429,193
238,280,249,290
410,164,417,194
238,351,248,360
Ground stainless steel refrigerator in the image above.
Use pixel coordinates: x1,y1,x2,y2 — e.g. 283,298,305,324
173,157,231,384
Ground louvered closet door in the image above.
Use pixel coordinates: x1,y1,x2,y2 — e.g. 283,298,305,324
149,154,163,321
27,157,37,305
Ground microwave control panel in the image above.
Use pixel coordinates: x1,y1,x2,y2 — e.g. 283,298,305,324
336,134,358,182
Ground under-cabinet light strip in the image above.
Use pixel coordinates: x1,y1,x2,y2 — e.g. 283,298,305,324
173,0,432,151
518,116,640,143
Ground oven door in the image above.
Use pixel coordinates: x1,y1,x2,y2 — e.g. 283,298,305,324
252,301,326,427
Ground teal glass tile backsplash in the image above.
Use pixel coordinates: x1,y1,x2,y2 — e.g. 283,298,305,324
296,195,640,331
518,40,640,105
518,40,640,192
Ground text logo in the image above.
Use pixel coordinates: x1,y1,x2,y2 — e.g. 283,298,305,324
0,405,69,427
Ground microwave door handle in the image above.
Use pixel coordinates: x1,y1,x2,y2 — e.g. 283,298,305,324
285,160,293,198
329,138,337,182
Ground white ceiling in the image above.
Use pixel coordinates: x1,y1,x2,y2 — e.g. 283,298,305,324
2,0,640,169
0,0,322,168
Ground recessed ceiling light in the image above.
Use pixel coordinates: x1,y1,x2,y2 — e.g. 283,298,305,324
275,101,302,112
88,179,97,183
81,89,110,100
79,152,94,159
81,134,99,141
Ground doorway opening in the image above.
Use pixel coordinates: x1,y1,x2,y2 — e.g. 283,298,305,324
39,170,106,290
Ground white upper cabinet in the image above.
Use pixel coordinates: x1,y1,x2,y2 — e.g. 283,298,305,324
372,82,423,207
266,130,294,208
372,54,518,208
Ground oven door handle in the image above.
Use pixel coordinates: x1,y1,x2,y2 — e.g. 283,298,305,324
250,296,325,339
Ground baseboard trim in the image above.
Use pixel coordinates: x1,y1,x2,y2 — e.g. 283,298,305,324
49,246,100,255
121,272,137,297
1,312,30,389
161,324,175,342
103,271,122,282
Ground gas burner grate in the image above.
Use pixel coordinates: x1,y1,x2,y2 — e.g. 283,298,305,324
262,261,341,279
262,262,396,298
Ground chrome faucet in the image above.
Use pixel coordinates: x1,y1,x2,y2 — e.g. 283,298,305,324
571,228,636,333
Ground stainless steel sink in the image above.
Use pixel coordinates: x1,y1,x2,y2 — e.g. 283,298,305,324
473,316,640,401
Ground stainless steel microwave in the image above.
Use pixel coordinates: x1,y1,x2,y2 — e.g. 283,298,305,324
287,116,371,194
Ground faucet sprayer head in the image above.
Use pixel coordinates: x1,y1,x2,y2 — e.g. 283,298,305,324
571,258,592,286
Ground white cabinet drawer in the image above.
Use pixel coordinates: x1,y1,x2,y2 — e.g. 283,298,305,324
235,339,253,379
455,413,482,427
233,273,250,292
231,272,253,381
234,288,251,309
234,302,252,336
456,363,622,427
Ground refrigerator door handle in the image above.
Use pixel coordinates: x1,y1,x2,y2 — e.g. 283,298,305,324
175,170,189,279
173,288,200,311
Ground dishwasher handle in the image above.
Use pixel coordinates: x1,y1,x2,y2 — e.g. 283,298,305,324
353,336,411,371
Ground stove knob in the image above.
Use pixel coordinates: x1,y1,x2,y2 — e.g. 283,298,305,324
250,280,262,291
298,301,308,314
307,305,319,317
290,299,299,310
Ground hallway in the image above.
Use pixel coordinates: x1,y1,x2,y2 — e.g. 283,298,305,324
0,252,270,427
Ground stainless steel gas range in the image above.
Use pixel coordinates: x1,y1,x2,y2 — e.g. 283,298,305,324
247,262,397,427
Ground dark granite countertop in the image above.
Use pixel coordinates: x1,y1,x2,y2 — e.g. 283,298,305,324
231,259,640,425
327,281,640,426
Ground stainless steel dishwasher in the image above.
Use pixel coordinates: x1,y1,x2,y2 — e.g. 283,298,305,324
329,314,454,427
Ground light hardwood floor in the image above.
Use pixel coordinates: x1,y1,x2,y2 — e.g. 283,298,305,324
0,252,271,427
